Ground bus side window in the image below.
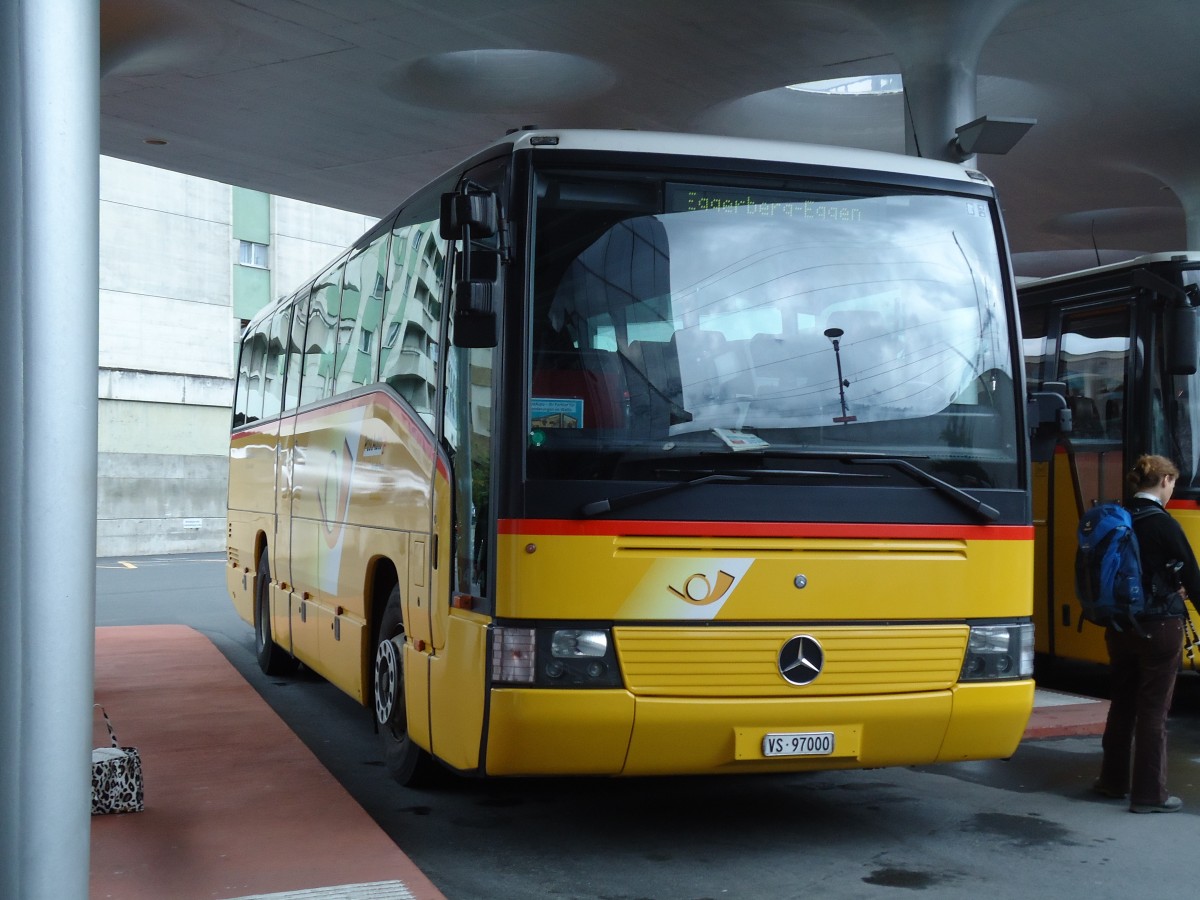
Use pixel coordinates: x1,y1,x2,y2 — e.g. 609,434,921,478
239,324,270,425
262,303,293,420
1020,305,1049,388
282,290,309,412
333,230,392,395
299,259,347,407
1056,306,1131,508
445,342,492,599
380,219,447,429
233,332,253,428
1058,307,1131,442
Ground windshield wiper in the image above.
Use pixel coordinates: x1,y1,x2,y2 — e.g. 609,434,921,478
846,456,1000,522
700,447,999,522
661,467,877,480
579,451,999,522
580,473,749,518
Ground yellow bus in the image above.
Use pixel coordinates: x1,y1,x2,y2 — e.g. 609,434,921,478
1019,253,1200,667
227,129,1045,784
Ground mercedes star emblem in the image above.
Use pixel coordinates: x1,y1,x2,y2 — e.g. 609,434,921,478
778,635,825,685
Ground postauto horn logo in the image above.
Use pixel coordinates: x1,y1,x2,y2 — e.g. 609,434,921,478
667,569,736,605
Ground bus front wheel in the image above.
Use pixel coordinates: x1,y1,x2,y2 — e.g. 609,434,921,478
254,552,295,676
373,585,437,786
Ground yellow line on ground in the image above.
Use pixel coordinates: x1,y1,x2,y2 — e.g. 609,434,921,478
119,561,137,569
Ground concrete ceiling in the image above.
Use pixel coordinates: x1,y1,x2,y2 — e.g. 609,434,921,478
99,0,1200,279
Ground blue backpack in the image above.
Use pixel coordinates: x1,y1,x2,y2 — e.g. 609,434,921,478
1074,503,1163,629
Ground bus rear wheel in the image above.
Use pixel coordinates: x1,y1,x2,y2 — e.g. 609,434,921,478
254,552,296,676
373,585,437,786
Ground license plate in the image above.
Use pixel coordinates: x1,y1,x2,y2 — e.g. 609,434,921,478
762,731,835,757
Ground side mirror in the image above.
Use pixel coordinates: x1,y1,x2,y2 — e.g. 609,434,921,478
441,186,502,349
452,284,497,348
440,191,497,241
1166,303,1198,375
452,249,500,348
1129,267,1199,375
1027,380,1071,462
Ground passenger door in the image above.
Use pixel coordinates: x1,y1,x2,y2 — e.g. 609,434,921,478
426,159,506,770
1047,302,1134,662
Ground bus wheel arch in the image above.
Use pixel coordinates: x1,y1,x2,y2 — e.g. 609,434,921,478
372,582,437,786
254,548,296,676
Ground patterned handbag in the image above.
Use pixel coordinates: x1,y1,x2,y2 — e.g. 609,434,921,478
91,704,144,815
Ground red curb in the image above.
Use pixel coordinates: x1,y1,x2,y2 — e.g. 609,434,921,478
1022,698,1110,740
91,625,445,900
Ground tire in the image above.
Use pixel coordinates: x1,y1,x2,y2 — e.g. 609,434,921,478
254,551,296,676
373,584,438,786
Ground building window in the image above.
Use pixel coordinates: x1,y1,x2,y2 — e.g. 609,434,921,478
238,240,269,268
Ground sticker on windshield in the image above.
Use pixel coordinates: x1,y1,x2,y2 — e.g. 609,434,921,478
531,397,584,429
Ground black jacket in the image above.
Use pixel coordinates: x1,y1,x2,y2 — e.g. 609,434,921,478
1128,496,1200,618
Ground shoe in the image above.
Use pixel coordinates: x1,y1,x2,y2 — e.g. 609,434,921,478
1130,796,1183,813
1091,780,1127,799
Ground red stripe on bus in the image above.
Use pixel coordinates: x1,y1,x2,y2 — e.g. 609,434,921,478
497,519,1033,540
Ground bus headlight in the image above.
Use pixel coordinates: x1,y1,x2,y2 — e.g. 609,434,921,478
959,621,1034,681
551,628,607,658
492,625,621,688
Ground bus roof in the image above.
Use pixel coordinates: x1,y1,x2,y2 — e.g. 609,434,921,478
1020,252,1200,289
495,128,990,185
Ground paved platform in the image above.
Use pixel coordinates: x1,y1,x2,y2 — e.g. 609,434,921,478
90,625,1106,899
91,625,445,900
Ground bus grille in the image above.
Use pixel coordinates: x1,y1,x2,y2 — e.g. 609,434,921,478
613,625,968,696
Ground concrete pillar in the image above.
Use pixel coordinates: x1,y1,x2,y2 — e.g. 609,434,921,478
1141,169,1200,250
1169,182,1200,251
1,1,100,897
844,0,1026,162
900,56,979,162
0,0,23,891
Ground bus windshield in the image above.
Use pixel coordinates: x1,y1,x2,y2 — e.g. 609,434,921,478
529,171,1017,489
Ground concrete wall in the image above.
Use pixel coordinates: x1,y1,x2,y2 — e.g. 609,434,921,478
97,156,375,557
273,195,374,294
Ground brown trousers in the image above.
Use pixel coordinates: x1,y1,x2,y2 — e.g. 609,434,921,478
1099,617,1184,804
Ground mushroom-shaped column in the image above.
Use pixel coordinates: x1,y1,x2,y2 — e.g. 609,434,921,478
842,0,1026,162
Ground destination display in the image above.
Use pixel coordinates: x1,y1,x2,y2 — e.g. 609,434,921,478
666,182,865,221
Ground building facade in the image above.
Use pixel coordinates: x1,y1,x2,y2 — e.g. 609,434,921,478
98,156,374,556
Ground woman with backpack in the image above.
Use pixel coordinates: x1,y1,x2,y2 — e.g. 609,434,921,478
1093,454,1197,813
